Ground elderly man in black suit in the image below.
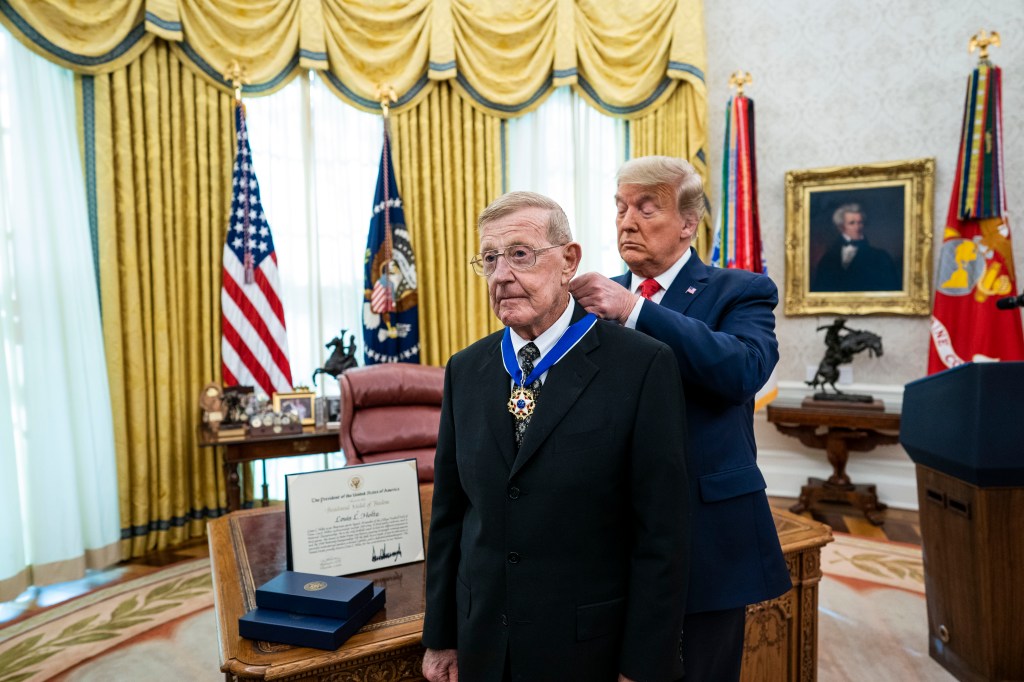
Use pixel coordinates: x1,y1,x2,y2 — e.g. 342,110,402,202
422,191,690,682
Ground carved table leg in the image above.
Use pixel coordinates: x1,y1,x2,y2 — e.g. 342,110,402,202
824,432,853,487
224,460,241,513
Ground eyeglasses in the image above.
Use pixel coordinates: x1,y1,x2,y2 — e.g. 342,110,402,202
469,244,564,277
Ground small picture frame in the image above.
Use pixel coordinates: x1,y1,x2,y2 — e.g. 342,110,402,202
273,389,316,426
325,395,341,427
784,158,935,316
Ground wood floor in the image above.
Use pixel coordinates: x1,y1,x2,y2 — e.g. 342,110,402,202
0,496,922,627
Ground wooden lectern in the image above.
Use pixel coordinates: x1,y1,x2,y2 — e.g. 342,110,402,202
901,362,1024,681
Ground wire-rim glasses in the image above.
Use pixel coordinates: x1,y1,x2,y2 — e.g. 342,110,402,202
470,244,564,277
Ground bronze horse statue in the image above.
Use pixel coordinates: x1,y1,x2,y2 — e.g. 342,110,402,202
311,330,359,386
806,318,883,396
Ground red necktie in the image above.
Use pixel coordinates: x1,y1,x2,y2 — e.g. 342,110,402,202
639,278,661,300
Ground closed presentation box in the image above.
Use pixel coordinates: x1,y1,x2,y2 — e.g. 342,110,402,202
255,570,373,619
239,586,386,650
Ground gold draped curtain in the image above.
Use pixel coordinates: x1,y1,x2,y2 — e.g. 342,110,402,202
1,0,707,554
83,40,235,556
391,83,505,365
0,0,706,118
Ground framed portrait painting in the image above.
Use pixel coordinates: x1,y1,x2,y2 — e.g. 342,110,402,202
784,158,934,315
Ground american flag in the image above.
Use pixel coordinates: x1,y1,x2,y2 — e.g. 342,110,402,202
370,272,395,313
221,102,293,396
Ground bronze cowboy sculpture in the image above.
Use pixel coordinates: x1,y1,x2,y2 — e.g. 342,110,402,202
311,330,359,386
807,318,883,401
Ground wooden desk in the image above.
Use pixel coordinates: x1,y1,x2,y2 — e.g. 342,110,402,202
209,486,831,681
742,509,832,682
210,485,434,681
198,426,341,512
767,403,901,525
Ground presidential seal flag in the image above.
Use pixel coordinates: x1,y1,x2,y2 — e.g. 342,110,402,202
928,53,1024,373
363,129,419,364
221,101,294,395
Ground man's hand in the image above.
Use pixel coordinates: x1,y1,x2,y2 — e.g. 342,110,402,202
569,272,639,325
617,675,637,682
422,648,459,682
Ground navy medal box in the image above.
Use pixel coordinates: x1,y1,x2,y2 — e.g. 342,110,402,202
255,570,374,619
239,586,386,650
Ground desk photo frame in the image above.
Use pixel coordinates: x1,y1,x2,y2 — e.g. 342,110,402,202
784,158,934,316
273,389,316,425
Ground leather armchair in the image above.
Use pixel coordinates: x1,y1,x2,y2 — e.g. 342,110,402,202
338,363,445,482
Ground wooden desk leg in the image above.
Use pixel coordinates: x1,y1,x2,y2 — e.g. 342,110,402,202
223,459,241,513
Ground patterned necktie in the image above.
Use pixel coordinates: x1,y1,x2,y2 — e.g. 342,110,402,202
639,278,661,300
514,342,542,449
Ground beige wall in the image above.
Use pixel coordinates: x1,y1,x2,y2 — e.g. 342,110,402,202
705,0,1024,508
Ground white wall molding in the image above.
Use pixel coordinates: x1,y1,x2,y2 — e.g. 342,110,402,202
757,381,919,510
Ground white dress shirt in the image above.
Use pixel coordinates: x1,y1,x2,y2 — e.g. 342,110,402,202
508,295,576,385
624,248,692,329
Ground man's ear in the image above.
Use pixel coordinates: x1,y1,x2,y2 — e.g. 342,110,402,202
561,242,582,283
680,214,700,241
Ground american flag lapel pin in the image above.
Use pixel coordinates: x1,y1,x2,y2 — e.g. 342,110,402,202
686,286,697,294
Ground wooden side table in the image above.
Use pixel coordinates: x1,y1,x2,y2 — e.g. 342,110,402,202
766,403,901,525
198,426,341,512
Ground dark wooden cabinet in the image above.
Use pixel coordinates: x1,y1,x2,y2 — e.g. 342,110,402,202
915,466,1024,681
902,363,1024,681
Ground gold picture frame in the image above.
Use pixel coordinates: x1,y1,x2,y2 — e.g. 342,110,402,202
272,390,316,426
784,158,934,315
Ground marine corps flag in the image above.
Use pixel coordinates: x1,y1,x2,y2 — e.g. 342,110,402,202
362,129,420,364
928,57,1024,373
711,83,776,408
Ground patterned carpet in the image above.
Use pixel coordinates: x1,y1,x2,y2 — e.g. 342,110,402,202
817,534,952,681
0,558,220,682
0,535,954,681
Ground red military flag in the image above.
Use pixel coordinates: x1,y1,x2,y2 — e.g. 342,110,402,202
711,90,765,274
221,101,294,395
711,85,776,408
929,59,1024,373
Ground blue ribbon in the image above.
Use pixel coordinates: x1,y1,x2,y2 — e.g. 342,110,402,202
501,312,597,386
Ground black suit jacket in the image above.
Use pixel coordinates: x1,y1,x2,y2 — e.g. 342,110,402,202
423,303,690,682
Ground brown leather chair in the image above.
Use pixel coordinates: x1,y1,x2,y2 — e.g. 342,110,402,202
338,363,445,482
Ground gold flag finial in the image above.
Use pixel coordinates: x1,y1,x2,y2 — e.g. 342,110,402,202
728,71,753,98
375,83,398,119
225,60,248,102
969,30,1000,63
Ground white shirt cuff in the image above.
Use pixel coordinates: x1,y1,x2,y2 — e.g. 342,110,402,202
624,297,644,329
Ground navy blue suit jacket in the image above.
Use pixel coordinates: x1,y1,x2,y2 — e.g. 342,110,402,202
613,248,790,613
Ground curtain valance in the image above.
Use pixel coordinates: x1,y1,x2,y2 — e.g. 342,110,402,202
1,0,705,118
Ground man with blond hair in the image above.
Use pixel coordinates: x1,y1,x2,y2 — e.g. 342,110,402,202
422,191,690,681
571,157,790,681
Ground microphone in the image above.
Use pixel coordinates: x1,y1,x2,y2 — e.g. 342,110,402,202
996,294,1024,310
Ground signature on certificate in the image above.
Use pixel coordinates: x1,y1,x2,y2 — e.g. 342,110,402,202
371,543,403,563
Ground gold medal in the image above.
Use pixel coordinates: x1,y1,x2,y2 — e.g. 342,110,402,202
507,386,536,420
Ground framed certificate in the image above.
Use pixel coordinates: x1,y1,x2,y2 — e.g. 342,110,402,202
284,459,425,576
